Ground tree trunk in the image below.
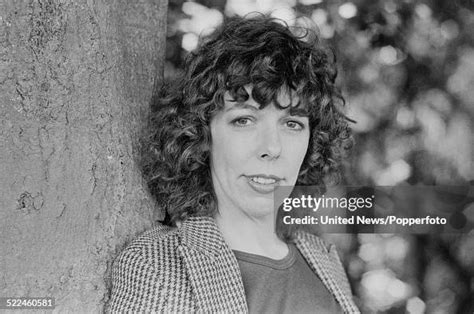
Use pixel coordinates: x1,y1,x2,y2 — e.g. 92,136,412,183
0,0,167,311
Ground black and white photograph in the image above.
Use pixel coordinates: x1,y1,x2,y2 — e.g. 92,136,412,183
1,0,473,313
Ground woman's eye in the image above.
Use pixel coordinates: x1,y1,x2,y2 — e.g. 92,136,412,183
286,120,304,130
232,117,253,126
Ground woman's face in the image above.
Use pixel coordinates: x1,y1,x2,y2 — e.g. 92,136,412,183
209,86,310,219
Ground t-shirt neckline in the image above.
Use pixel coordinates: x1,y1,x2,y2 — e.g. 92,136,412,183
232,244,297,270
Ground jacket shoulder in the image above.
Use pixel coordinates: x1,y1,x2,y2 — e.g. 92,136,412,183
107,224,194,313
123,223,179,256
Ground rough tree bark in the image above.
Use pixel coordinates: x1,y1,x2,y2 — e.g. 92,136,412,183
0,0,167,311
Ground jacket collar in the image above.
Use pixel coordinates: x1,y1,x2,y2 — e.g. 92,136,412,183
177,216,359,313
179,216,225,259
177,216,248,312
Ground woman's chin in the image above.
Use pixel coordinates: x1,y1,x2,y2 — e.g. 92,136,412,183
243,199,276,219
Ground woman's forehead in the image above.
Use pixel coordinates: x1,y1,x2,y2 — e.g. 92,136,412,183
223,84,306,112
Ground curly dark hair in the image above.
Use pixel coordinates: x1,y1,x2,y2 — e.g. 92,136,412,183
143,14,353,225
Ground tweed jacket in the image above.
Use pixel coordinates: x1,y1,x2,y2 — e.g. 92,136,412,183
108,216,360,313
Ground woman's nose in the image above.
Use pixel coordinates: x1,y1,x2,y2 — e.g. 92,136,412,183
258,126,282,160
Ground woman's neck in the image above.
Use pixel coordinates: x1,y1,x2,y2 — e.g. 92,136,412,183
214,210,289,260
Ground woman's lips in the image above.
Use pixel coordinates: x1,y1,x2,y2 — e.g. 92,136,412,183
245,175,282,194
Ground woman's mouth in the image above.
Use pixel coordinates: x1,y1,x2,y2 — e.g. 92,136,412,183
246,175,282,194
250,177,276,184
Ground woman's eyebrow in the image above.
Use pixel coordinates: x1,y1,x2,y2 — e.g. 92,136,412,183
288,107,309,117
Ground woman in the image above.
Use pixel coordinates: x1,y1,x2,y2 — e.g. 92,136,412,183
108,15,359,313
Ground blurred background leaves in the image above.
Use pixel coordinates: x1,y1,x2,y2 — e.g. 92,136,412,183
164,0,474,312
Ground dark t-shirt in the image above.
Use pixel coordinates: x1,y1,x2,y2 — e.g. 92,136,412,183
233,244,343,314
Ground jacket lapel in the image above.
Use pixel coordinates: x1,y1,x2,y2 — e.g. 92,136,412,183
292,231,360,314
177,217,358,313
177,217,247,313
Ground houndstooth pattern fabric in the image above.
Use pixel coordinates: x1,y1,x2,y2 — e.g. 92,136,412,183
108,217,359,313
108,224,196,312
